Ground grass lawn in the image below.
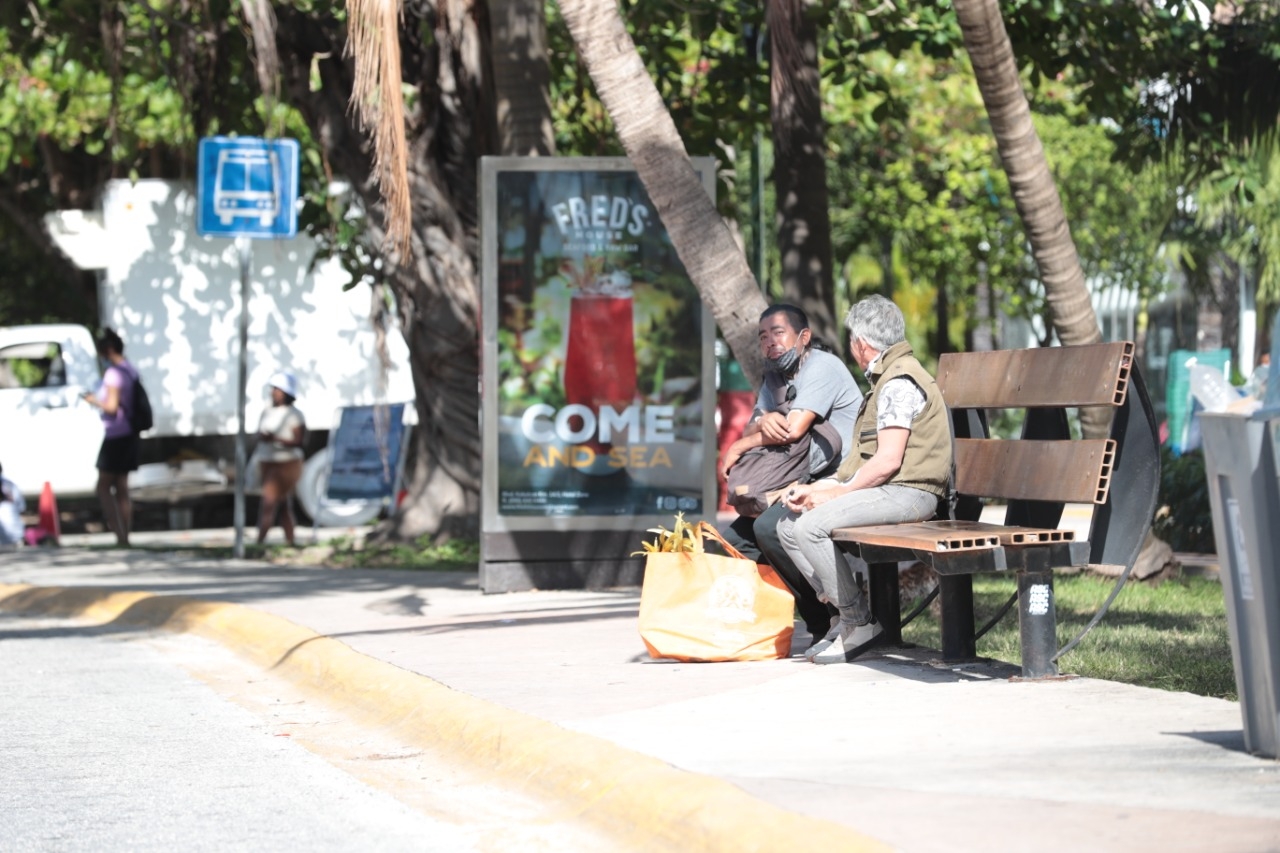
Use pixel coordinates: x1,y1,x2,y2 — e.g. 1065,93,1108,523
900,572,1238,700
315,535,481,569
97,535,482,570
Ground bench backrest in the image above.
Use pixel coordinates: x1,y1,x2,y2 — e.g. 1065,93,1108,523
934,340,1160,571
936,341,1132,507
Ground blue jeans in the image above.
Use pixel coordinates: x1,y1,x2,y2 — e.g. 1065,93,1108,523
777,483,938,623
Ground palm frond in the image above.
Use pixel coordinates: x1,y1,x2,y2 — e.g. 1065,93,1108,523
346,0,412,259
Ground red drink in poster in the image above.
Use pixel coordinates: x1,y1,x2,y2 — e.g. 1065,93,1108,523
563,293,637,457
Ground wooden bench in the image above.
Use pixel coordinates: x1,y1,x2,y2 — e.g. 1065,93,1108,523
832,341,1161,678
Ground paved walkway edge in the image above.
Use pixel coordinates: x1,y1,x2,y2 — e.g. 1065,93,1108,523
0,583,887,852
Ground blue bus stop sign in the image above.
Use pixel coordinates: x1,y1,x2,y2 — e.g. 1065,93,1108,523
197,136,300,238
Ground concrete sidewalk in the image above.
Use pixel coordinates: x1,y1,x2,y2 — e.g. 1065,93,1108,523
1,545,1276,852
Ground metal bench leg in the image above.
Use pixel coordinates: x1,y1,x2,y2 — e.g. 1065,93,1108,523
868,562,901,644
939,575,976,661
1017,570,1059,678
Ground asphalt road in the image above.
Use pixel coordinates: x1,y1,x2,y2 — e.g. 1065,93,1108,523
0,612,612,853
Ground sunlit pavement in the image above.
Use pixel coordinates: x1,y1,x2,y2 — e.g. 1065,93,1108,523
0,517,1268,852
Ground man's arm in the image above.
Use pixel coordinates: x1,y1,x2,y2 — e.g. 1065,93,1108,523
783,426,908,511
756,407,816,444
784,375,925,512
721,408,818,479
83,370,121,416
845,426,908,488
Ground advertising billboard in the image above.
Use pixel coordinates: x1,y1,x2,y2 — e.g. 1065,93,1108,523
480,157,716,588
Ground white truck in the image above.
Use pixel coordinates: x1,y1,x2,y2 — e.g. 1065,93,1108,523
0,179,413,525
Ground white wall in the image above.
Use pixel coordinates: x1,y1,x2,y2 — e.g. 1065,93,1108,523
97,180,414,437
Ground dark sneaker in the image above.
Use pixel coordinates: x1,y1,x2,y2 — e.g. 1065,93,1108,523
810,619,884,665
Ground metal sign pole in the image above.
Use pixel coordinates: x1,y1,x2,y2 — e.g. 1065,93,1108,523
196,135,299,557
233,236,252,558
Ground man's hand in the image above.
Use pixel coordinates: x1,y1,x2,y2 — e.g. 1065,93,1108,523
755,411,793,444
720,445,743,481
782,481,843,513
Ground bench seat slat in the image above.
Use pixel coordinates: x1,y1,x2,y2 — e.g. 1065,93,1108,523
833,520,1077,554
937,341,1133,409
832,522,1000,553
908,519,1075,545
930,540,1089,575
955,438,1115,504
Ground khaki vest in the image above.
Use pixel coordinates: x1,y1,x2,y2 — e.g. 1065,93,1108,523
835,341,952,498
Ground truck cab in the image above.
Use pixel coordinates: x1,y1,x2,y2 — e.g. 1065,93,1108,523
0,324,104,500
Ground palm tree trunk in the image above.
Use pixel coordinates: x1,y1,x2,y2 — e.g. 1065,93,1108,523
953,0,1108,436
490,0,555,156
769,0,838,348
556,0,769,382
954,0,1100,348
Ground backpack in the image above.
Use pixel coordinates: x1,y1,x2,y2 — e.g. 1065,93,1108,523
725,418,842,517
130,372,154,434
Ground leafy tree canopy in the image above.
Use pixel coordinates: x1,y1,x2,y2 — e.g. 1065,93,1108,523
4,0,1277,332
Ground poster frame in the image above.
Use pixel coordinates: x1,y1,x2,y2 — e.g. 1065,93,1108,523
479,156,718,543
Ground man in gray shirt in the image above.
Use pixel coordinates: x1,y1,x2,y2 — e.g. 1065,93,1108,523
720,304,863,646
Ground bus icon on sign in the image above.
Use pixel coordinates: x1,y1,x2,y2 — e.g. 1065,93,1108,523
215,148,281,226
197,136,299,238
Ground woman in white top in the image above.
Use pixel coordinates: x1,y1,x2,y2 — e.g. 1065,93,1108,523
256,371,306,546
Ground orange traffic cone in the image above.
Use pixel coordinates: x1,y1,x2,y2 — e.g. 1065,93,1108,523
38,481,60,546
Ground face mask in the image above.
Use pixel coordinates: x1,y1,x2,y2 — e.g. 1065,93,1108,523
766,346,801,377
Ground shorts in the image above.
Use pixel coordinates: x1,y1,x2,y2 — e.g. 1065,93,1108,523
259,459,304,499
97,434,140,474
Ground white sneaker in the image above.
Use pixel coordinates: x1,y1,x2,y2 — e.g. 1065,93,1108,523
803,616,842,661
810,619,884,665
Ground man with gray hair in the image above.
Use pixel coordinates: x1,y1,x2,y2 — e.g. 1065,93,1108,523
778,294,953,664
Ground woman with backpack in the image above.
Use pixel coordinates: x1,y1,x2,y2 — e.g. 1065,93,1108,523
256,371,307,547
81,328,140,546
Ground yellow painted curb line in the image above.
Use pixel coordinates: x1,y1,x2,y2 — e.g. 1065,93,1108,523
1,583,888,852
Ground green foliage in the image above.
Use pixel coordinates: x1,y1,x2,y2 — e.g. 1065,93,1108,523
826,48,1010,355
826,48,1177,358
547,0,769,225
1004,0,1280,176
6,358,45,388
902,572,1236,699
0,0,369,321
3,0,1278,391
121,536,482,570
398,0,1280,379
0,213,96,327
1191,141,1280,308
1154,447,1216,554
0,0,295,327
313,535,481,570
0,0,264,174
1038,112,1178,305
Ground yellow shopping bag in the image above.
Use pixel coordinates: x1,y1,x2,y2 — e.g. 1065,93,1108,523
638,521,795,661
